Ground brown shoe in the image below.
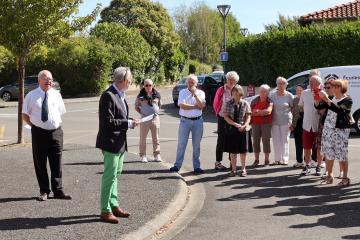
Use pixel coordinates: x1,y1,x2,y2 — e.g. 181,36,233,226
112,207,130,218
100,212,119,224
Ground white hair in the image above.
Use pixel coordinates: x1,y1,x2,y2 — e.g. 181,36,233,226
309,69,321,77
259,84,271,92
113,67,131,82
276,76,288,85
226,71,239,82
143,79,153,85
186,74,198,85
38,70,52,79
310,75,323,85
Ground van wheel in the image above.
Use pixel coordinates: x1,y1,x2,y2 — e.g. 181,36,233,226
354,113,360,134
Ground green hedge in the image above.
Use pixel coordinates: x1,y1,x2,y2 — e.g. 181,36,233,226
227,21,360,86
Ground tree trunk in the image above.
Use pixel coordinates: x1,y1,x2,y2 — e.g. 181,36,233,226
17,55,25,144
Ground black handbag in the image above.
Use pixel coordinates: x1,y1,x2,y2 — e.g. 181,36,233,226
337,113,355,129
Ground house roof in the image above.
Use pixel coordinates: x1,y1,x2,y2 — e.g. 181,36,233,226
300,0,360,22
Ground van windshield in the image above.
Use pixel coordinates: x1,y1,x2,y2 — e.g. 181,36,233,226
287,74,309,94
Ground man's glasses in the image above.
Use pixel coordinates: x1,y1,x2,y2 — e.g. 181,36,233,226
145,84,152,87
324,87,331,89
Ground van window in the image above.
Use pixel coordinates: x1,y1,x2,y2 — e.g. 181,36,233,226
287,74,309,94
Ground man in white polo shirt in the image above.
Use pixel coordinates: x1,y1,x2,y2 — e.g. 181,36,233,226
170,74,206,174
299,74,323,176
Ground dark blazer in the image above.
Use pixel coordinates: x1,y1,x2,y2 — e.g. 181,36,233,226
315,96,353,129
96,85,130,153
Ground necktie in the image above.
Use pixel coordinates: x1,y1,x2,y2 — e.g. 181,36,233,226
41,92,48,122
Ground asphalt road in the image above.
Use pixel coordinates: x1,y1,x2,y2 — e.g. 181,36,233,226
1,88,360,240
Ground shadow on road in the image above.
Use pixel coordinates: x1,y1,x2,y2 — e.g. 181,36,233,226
0,197,37,203
214,171,360,234
0,215,100,231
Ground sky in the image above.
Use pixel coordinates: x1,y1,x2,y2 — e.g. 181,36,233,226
79,0,349,34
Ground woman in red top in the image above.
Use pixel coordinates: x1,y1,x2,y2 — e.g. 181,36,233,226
250,84,273,166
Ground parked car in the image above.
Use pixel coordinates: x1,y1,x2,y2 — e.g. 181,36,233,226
172,75,222,107
209,70,225,85
0,75,61,101
287,65,360,133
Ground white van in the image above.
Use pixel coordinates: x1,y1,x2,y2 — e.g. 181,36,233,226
287,65,360,133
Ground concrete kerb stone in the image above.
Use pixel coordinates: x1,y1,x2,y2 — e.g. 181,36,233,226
121,158,206,240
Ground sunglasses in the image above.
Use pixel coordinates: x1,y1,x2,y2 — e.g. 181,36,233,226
145,84,152,87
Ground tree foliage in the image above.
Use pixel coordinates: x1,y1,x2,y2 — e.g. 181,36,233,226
0,0,99,143
91,22,153,83
173,2,242,64
264,14,301,32
100,0,182,79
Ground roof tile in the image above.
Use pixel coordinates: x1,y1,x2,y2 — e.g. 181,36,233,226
301,0,360,20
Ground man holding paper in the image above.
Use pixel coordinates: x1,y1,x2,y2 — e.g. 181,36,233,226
96,66,139,224
135,79,162,163
170,74,206,174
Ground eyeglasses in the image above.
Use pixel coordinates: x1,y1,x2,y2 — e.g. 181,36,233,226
324,87,331,89
42,77,53,81
145,84,152,87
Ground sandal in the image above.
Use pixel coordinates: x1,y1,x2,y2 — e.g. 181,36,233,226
228,171,236,177
321,176,334,185
338,178,350,187
252,160,259,167
264,161,270,166
270,161,280,166
239,170,247,177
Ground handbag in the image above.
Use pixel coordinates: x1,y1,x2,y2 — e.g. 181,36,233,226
337,112,355,129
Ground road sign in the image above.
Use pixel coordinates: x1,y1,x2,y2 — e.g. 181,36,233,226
220,52,228,62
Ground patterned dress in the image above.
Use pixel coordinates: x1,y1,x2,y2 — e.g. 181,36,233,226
321,98,350,161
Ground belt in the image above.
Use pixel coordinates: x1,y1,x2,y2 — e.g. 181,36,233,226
181,116,202,120
32,124,61,132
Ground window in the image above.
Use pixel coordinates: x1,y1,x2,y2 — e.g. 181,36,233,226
287,74,309,94
25,76,38,85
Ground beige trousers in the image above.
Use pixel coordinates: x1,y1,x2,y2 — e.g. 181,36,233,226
139,116,160,157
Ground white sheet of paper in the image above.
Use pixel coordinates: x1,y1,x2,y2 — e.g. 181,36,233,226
140,114,154,123
24,124,31,130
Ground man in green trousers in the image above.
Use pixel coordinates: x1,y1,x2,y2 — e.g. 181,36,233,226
96,66,139,224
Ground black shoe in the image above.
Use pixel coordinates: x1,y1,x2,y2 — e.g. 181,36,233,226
194,168,204,174
170,166,179,172
54,192,72,200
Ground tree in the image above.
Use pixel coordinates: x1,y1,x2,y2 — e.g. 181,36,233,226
0,0,99,143
90,22,153,84
264,14,301,32
173,3,242,64
100,0,181,80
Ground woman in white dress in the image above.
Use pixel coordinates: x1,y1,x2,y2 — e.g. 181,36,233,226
319,79,353,186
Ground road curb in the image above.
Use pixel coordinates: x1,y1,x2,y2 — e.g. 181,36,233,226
120,160,189,240
121,158,206,240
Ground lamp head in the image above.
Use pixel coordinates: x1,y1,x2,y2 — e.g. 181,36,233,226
240,28,248,37
217,5,231,17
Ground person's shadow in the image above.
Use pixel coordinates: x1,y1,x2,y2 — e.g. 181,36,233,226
0,215,100,231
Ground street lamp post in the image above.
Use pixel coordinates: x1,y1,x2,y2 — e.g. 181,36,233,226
240,27,249,37
217,4,231,73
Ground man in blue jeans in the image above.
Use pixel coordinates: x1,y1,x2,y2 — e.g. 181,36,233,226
170,74,206,174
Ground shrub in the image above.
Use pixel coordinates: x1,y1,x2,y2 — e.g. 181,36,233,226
227,21,360,86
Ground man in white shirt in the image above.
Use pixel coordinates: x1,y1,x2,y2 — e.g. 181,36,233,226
299,75,322,176
22,70,71,201
170,74,206,174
